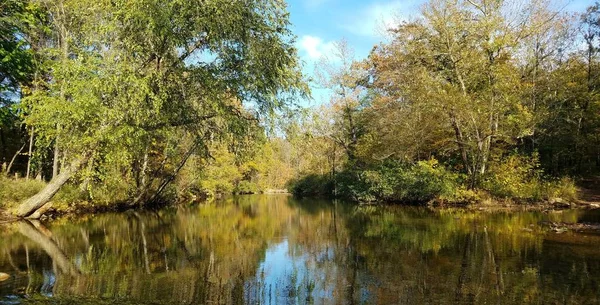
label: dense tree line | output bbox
[291,0,600,204]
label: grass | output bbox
[0,177,92,214]
[0,176,47,211]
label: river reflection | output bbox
[1,195,599,304]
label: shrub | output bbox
[439,186,481,204]
[540,177,578,202]
[336,167,392,202]
[482,153,542,200]
[336,159,463,204]
[0,177,47,210]
[53,184,87,208]
[235,180,261,194]
[289,174,334,198]
[400,159,461,202]
[482,153,578,202]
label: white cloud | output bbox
[340,1,421,38]
[297,35,336,60]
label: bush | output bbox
[336,167,392,202]
[482,153,578,202]
[235,180,261,194]
[336,159,463,204]
[540,177,578,202]
[0,177,47,210]
[482,153,542,200]
[53,184,87,209]
[289,174,334,198]
[289,155,577,205]
[400,159,461,202]
[439,187,481,204]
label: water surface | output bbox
[1,195,599,304]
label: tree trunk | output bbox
[60,149,68,173]
[146,141,199,205]
[28,202,53,219]
[450,112,472,175]
[52,138,60,179]
[0,127,7,164]
[26,127,34,180]
[140,147,148,189]
[79,153,95,193]
[16,155,87,217]
[6,143,26,175]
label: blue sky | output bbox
[286,0,594,105]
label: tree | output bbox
[528,2,600,174]
[315,40,369,162]
[0,0,47,175]
[15,0,306,217]
[367,0,552,187]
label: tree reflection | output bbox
[0,196,598,304]
[16,221,79,276]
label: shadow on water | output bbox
[0,195,599,304]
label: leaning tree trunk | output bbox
[134,140,200,207]
[5,143,26,175]
[16,155,87,217]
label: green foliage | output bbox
[0,177,46,209]
[543,177,579,202]
[52,184,88,210]
[291,159,469,204]
[0,176,141,213]
[235,181,261,195]
[289,174,334,198]
[439,187,481,205]
[336,159,462,203]
[284,0,599,205]
[2,0,599,211]
[197,147,243,197]
[399,160,462,203]
[482,153,578,202]
[336,167,393,202]
[2,0,308,212]
[0,0,44,95]
[0,0,48,171]
[482,153,543,199]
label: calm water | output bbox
[1,195,600,304]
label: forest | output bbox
[1,0,600,218]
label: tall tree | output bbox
[531,2,600,174]
[367,0,552,187]
[16,0,306,217]
[0,0,46,174]
[315,40,368,162]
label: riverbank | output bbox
[0,193,292,224]
[0,176,291,221]
[460,199,600,213]
[1,174,598,223]
[1,192,599,225]
[289,160,584,207]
